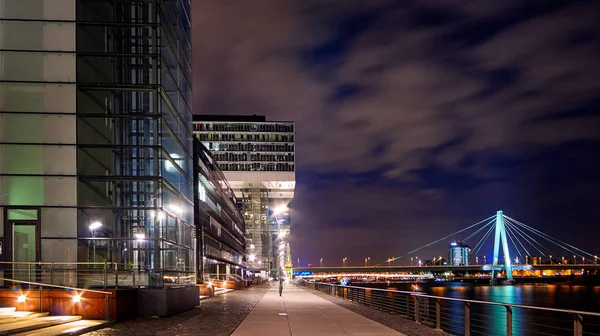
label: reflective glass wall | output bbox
[76,0,193,286]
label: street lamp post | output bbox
[410,257,413,266]
[483,255,487,265]
[343,257,347,267]
[320,258,323,268]
[89,222,102,262]
[549,255,553,265]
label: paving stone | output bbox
[83,284,269,336]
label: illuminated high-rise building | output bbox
[0,0,194,289]
[448,241,471,266]
[193,115,295,276]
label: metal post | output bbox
[50,263,54,285]
[105,294,109,321]
[464,302,471,336]
[414,296,420,323]
[436,299,441,330]
[39,287,43,312]
[103,262,108,289]
[115,263,119,289]
[573,313,583,336]
[132,269,136,288]
[506,306,512,336]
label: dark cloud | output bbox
[193,0,600,265]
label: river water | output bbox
[357,282,600,335]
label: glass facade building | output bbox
[193,115,295,275]
[194,139,245,282]
[449,241,471,266]
[0,0,194,287]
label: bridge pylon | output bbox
[491,210,514,285]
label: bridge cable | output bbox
[462,219,495,243]
[470,222,496,261]
[504,222,529,260]
[377,215,496,266]
[506,218,584,258]
[504,219,548,257]
[504,216,588,258]
[504,218,551,256]
[504,215,593,259]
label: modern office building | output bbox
[193,115,295,277]
[194,139,246,282]
[0,0,194,288]
[448,241,471,266]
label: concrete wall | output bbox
[138,286,199,317]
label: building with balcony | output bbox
[0,0,194,289]
[193,115,295,276]
[194,139,246,282]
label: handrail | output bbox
[0,262,116,265]
[0,277,112,295]
[320,282,600,317]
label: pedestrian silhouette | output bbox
[279,277,284,296]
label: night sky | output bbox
[192,1,600,267]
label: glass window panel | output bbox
[41,207,76,237]
[0,114,75,144]
[13,224,36,262]
[0,22,75,51]
[0,83,75,113]
[0,51,75,82]
[7,209,38,220]
[0,176,44,205]
[0,0,75,20]
[0,145,75,175]
[41,238,76,263]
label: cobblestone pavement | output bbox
[84,284,270,336]
[304,286,449,336]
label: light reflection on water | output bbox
[369,283,600,335]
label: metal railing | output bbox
[0,277,113,321]
[0,262,195,289]
[301,281,600,336]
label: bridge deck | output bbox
[232,282,406,336]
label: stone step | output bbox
[0,312,49,324]
[13,319,109,336]
[0,316,82,335]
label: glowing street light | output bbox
[134,233,145,241]
[89,222,102,231]
[249,254,256,262]
[89,222,102,262]
[273,205,288,216]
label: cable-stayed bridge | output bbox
[295,211,599,284]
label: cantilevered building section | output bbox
[193,115,295,275]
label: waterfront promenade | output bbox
[233,282,404,336]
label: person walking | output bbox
[279,276,284,296]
